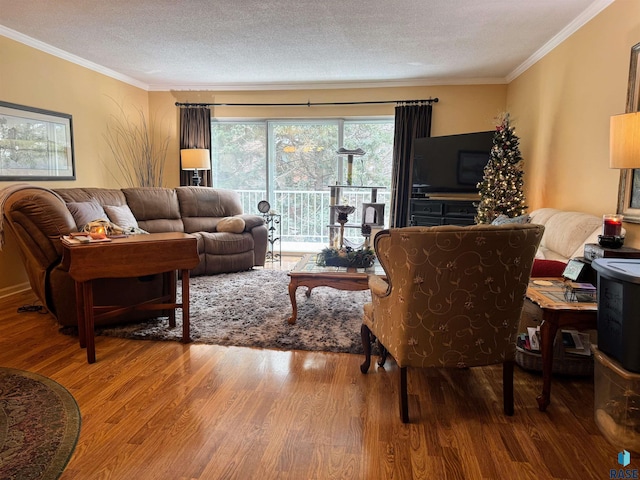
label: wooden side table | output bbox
[525,278,597,411]
[61,232,200,363]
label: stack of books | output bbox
[517,327,541,352]
[517,326,592,357]
[561,329,592,357]
[563,281,596,302]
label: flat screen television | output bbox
[411,131,494,195]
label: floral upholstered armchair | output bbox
[361,224,544,422]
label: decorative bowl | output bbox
[316,247,375,268]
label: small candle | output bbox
[89,226,106,239]
[602,214,623,237]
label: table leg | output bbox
[288,279,298,325]
[75,281,86,349]
[181,269,191,343]
[82,281,96,364]
[167,270,176,328]
[536,313,559,412]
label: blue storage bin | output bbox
[592,258,640,373]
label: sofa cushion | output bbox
[529,208,602,261]
[103,204,139,229]
[176,187,246,233]
[194,231,253,253]
[531,259,567,277]
[216,217,245,233]
[123,188,184,233]
[491,214,531,225]
[66,199,109,230]
[176,186,243,217]
[55,188,128,206]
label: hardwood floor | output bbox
[0,257,621,479]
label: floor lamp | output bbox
[181,148,211,186]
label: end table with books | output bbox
[522,278,597,412]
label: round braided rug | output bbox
[0,368,81,480]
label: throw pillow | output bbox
[66,199,109,230]
[103,204,139,229]
[531,259,567,277]
[491,214,531,225]
[217,217,245,233]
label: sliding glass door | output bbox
[212,118,393,249]
[271,121,338,244]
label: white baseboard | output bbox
[0,282,32,300]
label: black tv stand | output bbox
[409,195,478,226]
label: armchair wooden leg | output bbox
[378,345,388,367]
[399,366,409,423]
[503,360,514,416]
[360,324,372,373]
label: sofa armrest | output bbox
[239,214,266,231]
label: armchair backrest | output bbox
[370,224,544,369]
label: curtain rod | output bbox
[175,98,438,108]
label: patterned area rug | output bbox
[95,269,371,354]
[0,368,81,480]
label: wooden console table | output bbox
[525,278,597,411]
[61,232,200,363]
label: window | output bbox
[212,118,393,249]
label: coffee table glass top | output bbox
[292,253,385,276]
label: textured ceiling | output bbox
[0,0,612,91]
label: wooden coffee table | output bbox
[61,232,200,363]
[287,253,384,324]
[525,278,597,411]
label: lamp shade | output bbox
[610,112,640,169]
[180,149,210,170]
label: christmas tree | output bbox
[475,113,527,224]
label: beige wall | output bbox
[507,0,640,246]
[0,35,148,294]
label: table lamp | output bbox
[602,112,640,248]
[610,112,640,169]
[181,148,210,186]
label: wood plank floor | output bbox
[0,258,623,479]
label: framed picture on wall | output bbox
[0,101,75,181]
[617,42,640,222]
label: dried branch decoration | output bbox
[103,99,170,187]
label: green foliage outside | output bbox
[212,120,394,243]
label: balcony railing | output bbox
[237,189,390,248]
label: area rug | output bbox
[0,368,81,480]
[95,269,371,354]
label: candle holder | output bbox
[88,225,107,240]
[598,214,624,248]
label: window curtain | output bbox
[179,107,212,186]
[390,103,433,227]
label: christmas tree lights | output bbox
[475,113,528,224]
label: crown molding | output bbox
[4,0,613,95]
[0,25,149,90]
[506,0,614,82]
[156,77,507,92]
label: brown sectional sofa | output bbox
[2,185,268,327]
